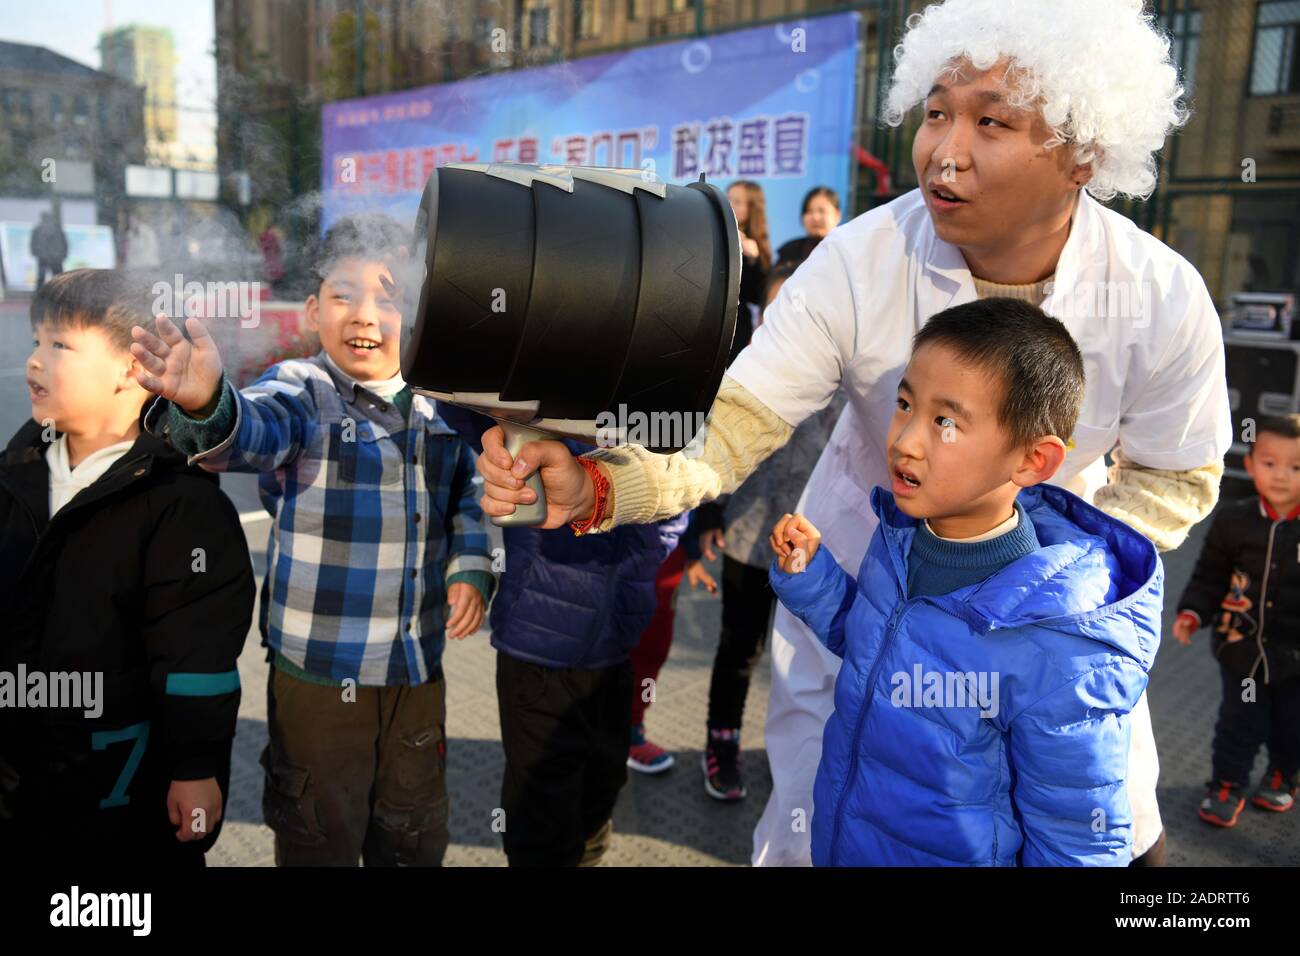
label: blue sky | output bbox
[2,0,216,151]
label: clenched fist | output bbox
[770,512,821,574]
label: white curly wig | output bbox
[883,0,1189,201]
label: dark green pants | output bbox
[261,664,449,866]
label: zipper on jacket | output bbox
[1252,517,1279,685]
[828,595,909,865]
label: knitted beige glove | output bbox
[1093,445,1224,552]
[582,375,795,530]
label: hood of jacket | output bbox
[870,482,1162,670]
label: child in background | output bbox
[438,404,685,866]
[769,299,1163,865]
[0,269,254,865]
[625,544,688,774]
[1173,413,1300,825]
[131,214,494,866]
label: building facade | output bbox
[0,39,146,229]
[212,0,1300,307]
[99,25,183,167]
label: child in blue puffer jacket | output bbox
[769,299,1164,866]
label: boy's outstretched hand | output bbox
[445,581,485,639]
[168,777,222,842]
[770,512,821,574]
[130,314,225,416]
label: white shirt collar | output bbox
[47,434,137,517]
[321,350,407,399]
[924,506,1020,543]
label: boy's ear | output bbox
[119,352,145,393]
[1012,435,1068,489]
[304,292,320,332]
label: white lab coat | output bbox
[728,188,1233,866]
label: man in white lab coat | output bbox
[475,0,1232,866]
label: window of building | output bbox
[668,0,695,13]
[73,94,90,125]
[527,4,551,48]
[1230,193,1300,294]
[50,92,65,123]
[1251,0,1300,95]
[574,0,601,38]
[1166,7,1201,94]
[628,0,644,20]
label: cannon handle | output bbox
[493,421,550,528]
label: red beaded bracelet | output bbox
[570,458,610,536]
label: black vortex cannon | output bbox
[402,162,741,527]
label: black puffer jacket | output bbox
[0,419,255,856]
[1177,496,1300,683]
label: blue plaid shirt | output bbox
[145,352,494,687]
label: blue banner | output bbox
[321,13,861,252]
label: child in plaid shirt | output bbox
[132,214,495,866]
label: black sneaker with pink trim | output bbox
[703,728,746,802]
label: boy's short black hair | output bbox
[30,268,151,353]
[1252,413,1300,445]
[912,297,1086,449]
[764,259,799,302]
[313,213,411,290]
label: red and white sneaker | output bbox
[1251,769,1297,812]
[628,723,674,774]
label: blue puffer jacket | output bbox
[770,484,1163,867]
[438,405,685,669]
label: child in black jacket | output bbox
[0,270,254,865]
[1174,413,1300,827]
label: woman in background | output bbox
[725,181,772,364]
[774,186,841,269]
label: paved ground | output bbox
[2,298,1295,866]
[211,474,774,867]
[210,468,1298,868]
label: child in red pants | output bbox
[627,521,727,775]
